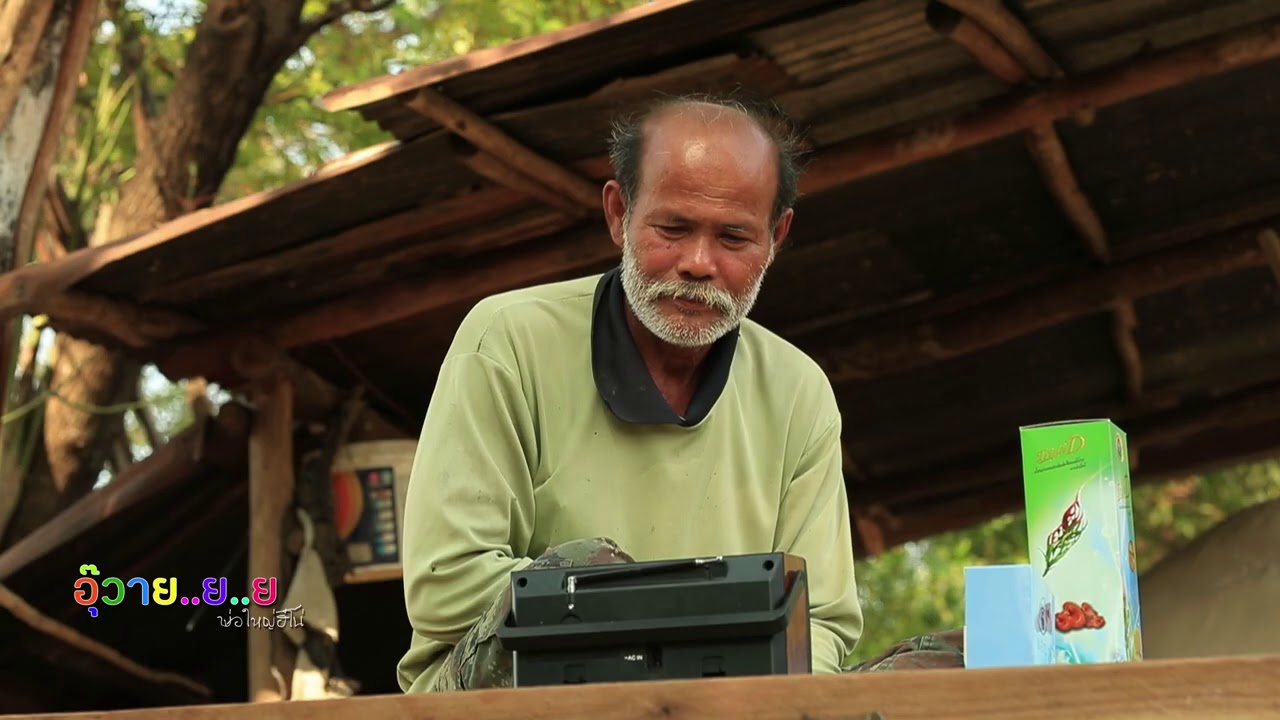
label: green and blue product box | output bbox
[1019,419,1143,663]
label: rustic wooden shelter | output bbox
[2,0,1280,713]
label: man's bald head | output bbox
[607,94,804,228]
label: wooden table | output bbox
[9,654,1279,719]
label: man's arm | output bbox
[774,398,864,674]
[399,308,539,674]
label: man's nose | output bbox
[675,236,715,280]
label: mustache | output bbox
[638,277,736,314]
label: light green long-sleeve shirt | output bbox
[397,270,863,692]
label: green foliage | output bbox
[848,461,1280,664]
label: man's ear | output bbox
[770,207,795,252]
[603,180,628,250]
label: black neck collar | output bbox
[590,267,739,426]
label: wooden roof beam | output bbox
[138,184,536,305]
[882,416,1280,549]
[0,402,250,582]
[1024,124,1110,265]
[789,182,1280,359]
[818,221,1271,383]
[404,86,601,213]
[864,378,1280,509]
[851,508,887,558]
[1111,298,1144,403]
[39,289,206,349]
[1260,227,1280,284]
[153,209,1278,383]
[3,15,1277,342]
[881,483,1025,550]
[317,0,831,116]
[452,137,592,219]
[150,214,596,373]
[800,17,1280,193]
[11,12,1278,381]
[0,139,411,323]
[930,0,1142,400]
[840,441,868,483]
[262,211,581,349]
[929,5,1109,260]
[162,334,409,434]
[31,293,408,432]
[318,0,701,113]
[937,0,1063,80]
[842,442,886,558]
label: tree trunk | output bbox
[3,0,342,548]
[0,0,87,542]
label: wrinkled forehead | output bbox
[636,104,779,197]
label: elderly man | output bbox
[396,94,864,693]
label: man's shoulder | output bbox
[738,318,839,417]
[448,274,600,356]
[739,318,830,385]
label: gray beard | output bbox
[619,223,772,348]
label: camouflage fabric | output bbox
[847,628,965,672]
[431,536,963,690]
[430,537,635,692]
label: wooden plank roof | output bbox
[317,0,848,137]
[4,0,1280,548]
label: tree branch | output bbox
[133,405,159,450]
[0,584,212,699]
[294,0,395,48]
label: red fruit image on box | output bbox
[1055,601,1106,633]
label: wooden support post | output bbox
[931,2,1109,264]
[404,86,601,211]
[926,5,1029,84]
[933,0,1146,404]
[840,441,868,483]
[1024,124,1110,264]
[937,0,1062,79]
[934,0,1095,126]
[1260,228,1280,284]
[248,376,295,702]
[851,508,887,558]
[1112,298,1143,401]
